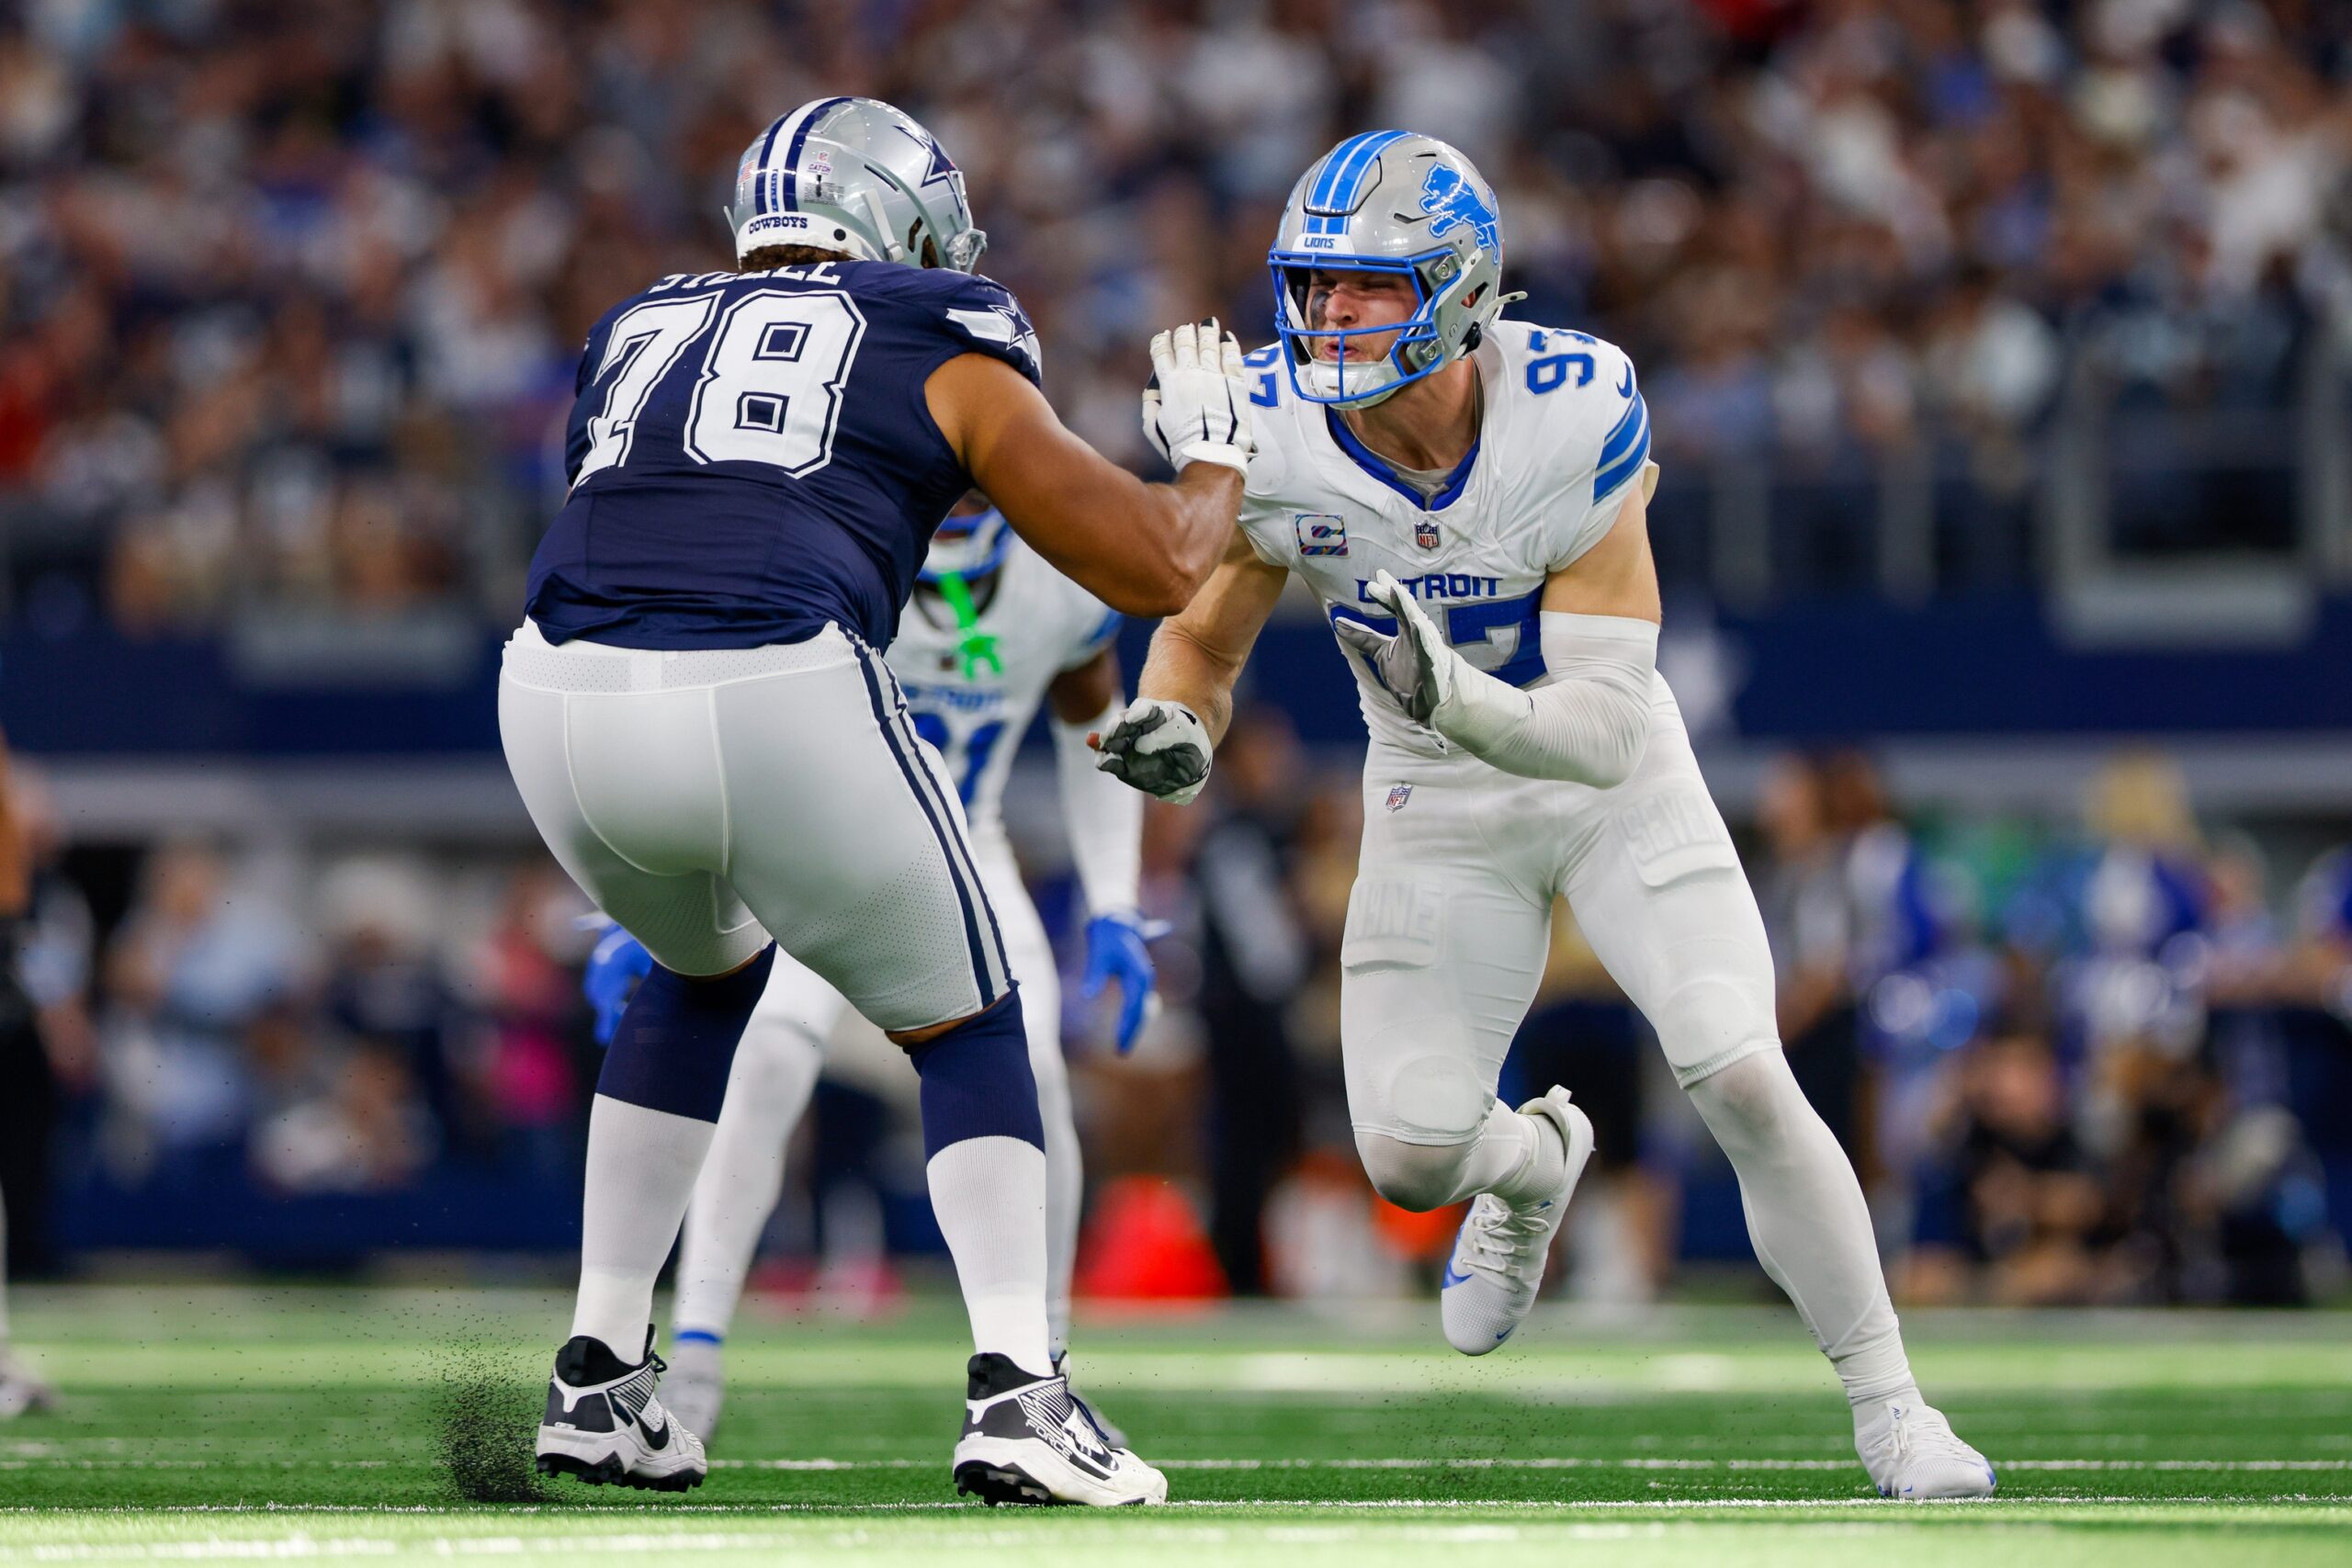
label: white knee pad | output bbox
[1354,1128,1481,1213]
[1683,1046,1808,1161]
[1651,933,1781,1088]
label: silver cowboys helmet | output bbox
[1270,131,1510,406]
[728,96,986,272]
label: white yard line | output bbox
[3,1455,2349,1473]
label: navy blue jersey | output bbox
[526,259,1041,649]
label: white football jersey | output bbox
[887,538,1119,849]
[1237,321,1654,757]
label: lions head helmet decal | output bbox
[1269,132,1513,407]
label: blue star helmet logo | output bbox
[898,123,959,189]
[1418,164,1499,253]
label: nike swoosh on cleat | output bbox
[1440,1261,1473,1289]
[637,1413,671,1450]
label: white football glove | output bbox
[1091,696,1213,805]
[1140,320,1253,476]
[1331,570,1457,725]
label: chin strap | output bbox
[933,571,1001,677]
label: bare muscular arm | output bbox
[927,355,1236,618]
[1134,527,1289,746]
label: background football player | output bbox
[582,501,1159,1443]
[1097,130,1996,1500]
[503,96,1250,1505]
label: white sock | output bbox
[1478,1100,1566,1206]
[926,1135,1052,1376]
[1684,1050,1916,1406]
[673,1017,824,1338]
[571,1095,718,1358]
[1029,1027,1081,1363]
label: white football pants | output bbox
[1340,689,1779,1146]
[498,619,1011,1030]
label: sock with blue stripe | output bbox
[910,991,1052,1377]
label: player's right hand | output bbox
[1091,696,1213,805]
[1140,320,1254,477]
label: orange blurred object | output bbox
[1073,1176,1229,1301]
[1372,1194,1467,1261]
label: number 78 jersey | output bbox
[1236,321,1654,759]
[526,259,1042,655]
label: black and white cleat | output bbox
[952,1353,1165,1506]
[533,1332,707,1494]
[1050,1352,1128,1450]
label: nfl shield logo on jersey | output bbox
[1385,783,1413,812]
[1414,519,1441,550]
[1295,513,1348,557]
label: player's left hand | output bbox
[581,920,654,1044]
[1080,908,1171,1054]
[1335,570,1455,725]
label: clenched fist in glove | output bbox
[1091,696,1214,805]
[1141,320,1254,477]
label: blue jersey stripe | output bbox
[1599,390,1647,469]
[1595,405,1652,502]
[779,96,852,212]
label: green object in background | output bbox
[934,570,1001,678]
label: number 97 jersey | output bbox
[525,260,1042,655]
[1235,321,1656,760]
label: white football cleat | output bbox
[534,1333,707,1493]
[953,1353,1166,1506]
[662,1334,725,1445]
[1440,1087,1595,1355]
[0,1349,57,1419]
[1857,1394,1997,1499]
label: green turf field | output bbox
[3,1285,2348,1564]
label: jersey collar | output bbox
[1315,355,1488,513]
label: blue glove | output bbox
[1080,909,1170,1055]
[582,924,654,1045]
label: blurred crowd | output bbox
[7,738,2349,1307]
[2,0,2347,636]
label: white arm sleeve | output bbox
[1053,700,1147,914]
[1428,612,1658,788]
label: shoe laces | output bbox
[1886,1403,1973,1468]
[1461,1191,1553,1277]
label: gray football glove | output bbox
[1091,697,1213,806]
[1331,570,1455,725]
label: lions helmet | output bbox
[919,504,1012,584]
[1270,131,1510,406]
[729,97,986,273]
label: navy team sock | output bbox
[598,945,776,1122]
[909,992,1053,1372]
[906,989,1046,1156]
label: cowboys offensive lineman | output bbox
[585,505,1159,1443]
[1095,131,1996,1499]
[505,96,1250,1506]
